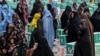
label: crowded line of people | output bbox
[0,0,100,56]
[0,0,55,56]
[61,1,100,56]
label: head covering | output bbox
[60,6,72,29]
[51,1,58,16]
[43,9,52,17]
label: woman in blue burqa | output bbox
[42,9,55,49]
[0,0,14,33]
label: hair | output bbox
[47,4,56,18]
[47,4,52,10]
[70,11,78,18]
[64,6,72,17]
[65,6,72,12]
[16,3,22,10]
[30,1,43,16]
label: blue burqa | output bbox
[0,4,14,32]
[42,9,55,49]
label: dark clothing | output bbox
[29,19,43,48]
[53,19,57,38]
[74,41,92,56]
[74,27,93,56]
[61,11,70,29]
[91,8,100,32]
[64,14,80,42]
[29,1,42,23]
[29,19,54,56]
[15,9,25,26]
[60,6,72,29]
[30,29,54,56]
[67,19,79,42]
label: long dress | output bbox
[29,19,54,56]
[60,6,72,29]
[42,9,55,49]
[91,8,100,32]
[74,19,93,56]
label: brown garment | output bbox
[81,13,95,56]
[0,13,27,56]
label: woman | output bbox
[15,3,25,26]
[47,4,57,38]
[60,6,72,29]
[29,0,42,23]
[29,28,54,56]
[28,6,54,56]
[42,9,55,49]
[29,4,43,48]
[77,2,87,16]
[74,12,94,56]
[29,2,43,30]
[64,11,80,42]
[90,2,100,32]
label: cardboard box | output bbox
[94,32,100,43]
[59,35,67,45]
[66,42,76,55]
[95,43,100,56]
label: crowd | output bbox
[0,0,100,56]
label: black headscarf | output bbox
[60,6,72,29]
[30,1,42,16]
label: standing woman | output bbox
[60,6,72,29]
[74,12,94,56]
[29,0,42,23]
[15,3,25,27]
[42,8,55,49]
[64,11,80,42]
[47,4,57,38]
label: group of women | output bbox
[60,1,100,56]
[0,0,56,56]
[0,0,100,56]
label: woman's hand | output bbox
[31,43,38,51]
[65,30,68,34]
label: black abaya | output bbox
[74,22,93,56]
